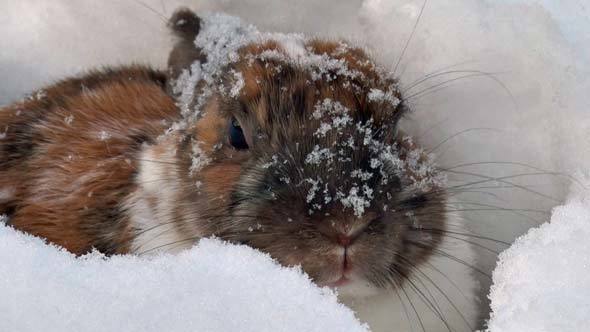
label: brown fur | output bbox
[162,9,446,289]
[0,66,179,254]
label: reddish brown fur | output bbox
[228,39,402,134]
[0,67,180,254]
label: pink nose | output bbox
[337,234,352,246]
[318,228,356,247]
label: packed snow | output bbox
[0,217,368,332]
[486,180,590,332]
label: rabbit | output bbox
[0,7,479,331]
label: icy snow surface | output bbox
[0,218,368,332]
[486,181,590,332]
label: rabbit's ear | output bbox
[166,8,206,96]
[168,7,200,40]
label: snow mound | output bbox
[0,219,368,332]
[486,181,590,332]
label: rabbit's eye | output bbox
[229,118,249,150]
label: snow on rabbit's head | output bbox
[166,8,446,296]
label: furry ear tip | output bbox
[168,7,201,40]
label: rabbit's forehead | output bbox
[227,40,404,130]
[185,38,405,152]
[232,39,397,100]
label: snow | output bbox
[338,185,374,217]
[305,145,335,165]
[0,218,368,332]
[311,99,354,137]
[97,130,111,141]
[367,88,400,108]
[485,180,590,332]
[173,12,258,121]
[189,140,212,175]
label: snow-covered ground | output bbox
[486,179,590,332]
[1,0,589,331]
[0,217,368,332]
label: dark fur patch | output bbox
[168,7,201,40]
[166,8,206,96]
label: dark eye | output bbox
[229,118,249,150]
[403,195,428,207]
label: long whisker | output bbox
[419,258,475,306]
[403,70,518,110]
[443,161,586,188]
[413,228,511,246]
[444,170,562,203]
[435,171,564,203]
[393,0,429,77]
[393,281,417,332]
[415,117,449,140]
[409,241,491,279]
[138,236,200,255]
[396,253,472,331]
[435,232,501,254]
[413,268,472,331]
[130,0,168,24]
[446,189,506,202]
[400,281,427,332]
[391,262,453,331]
[403,60,478,89]
[428,128,501,153]
[403,73,494,101]
[443,200,548,222]
[406,277,452,332]
[403,69,506,94]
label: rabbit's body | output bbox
[0,67,183,254]
[0,9,479,331]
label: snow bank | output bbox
[0,218,368,332]
[486,181,590,332]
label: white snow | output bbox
[97,130,111,141]
[312,99,354,137]
[0,218,368,332]
[174,12,258,120]
[189,140,211,175]
[305,145,335,165]
[486,180,590,332]
[338,185,373,217]
[367,88,400,108]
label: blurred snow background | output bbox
[0,0,589,330]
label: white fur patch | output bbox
[126,145,196,255]
[0,187,15,201]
